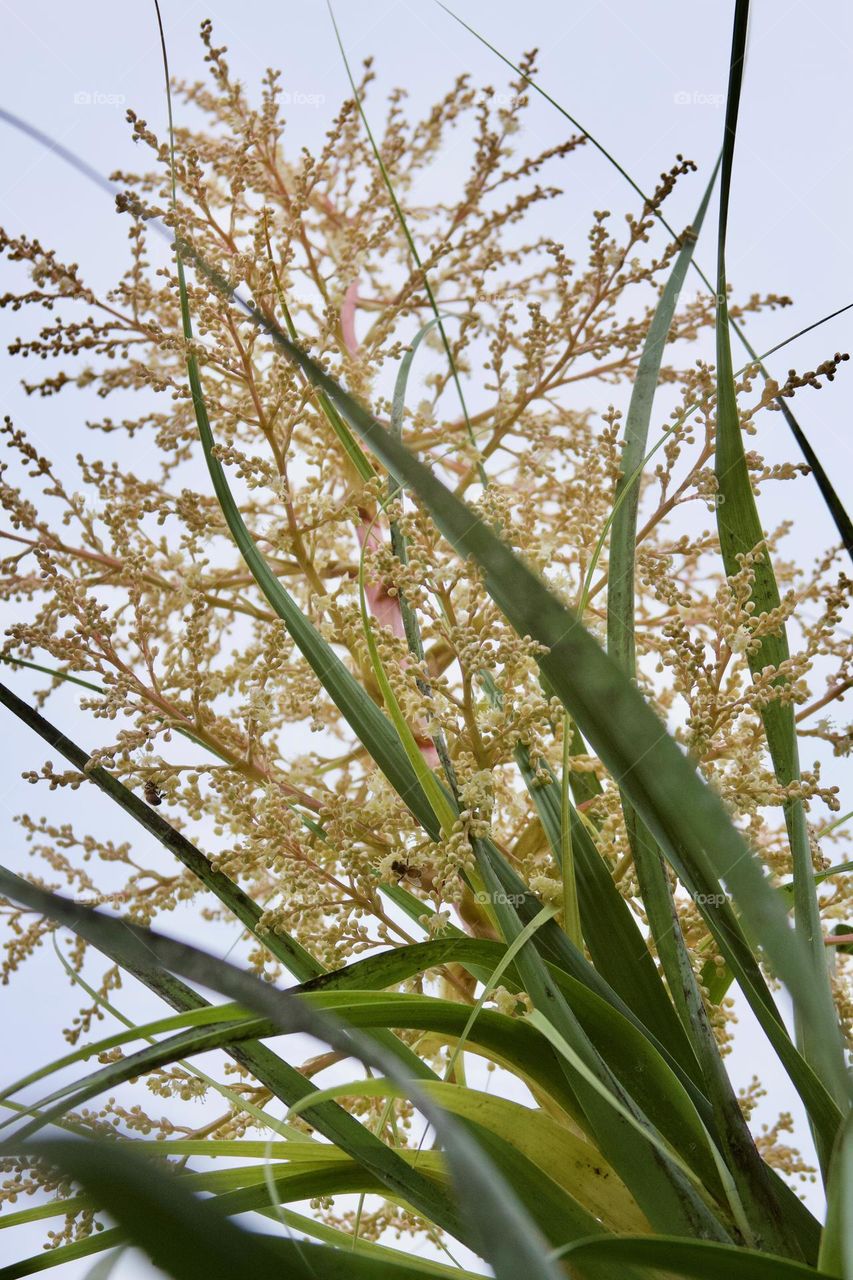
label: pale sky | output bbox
[0,1,851,1274]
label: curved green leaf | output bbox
[0,681,320,980]
[1,1136,281,1280]
[290,1075,646,1233]
[606,160,719,675]
[467,848,733,1240]
[600,28,811,1255]
[818,1109,853,1277]
[711,0,846,1146]
[512,741,701,1081]
[0,867,569,1280]
[0,1135,483,1280]
[558,1234,836,1279]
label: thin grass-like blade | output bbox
[0,1138,287,1280]
[607,161,719,676]
[432,4,853,560]
[0,1003,250,1108]
[1,1195,482,1280]
[327,3,486,486]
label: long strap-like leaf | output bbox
[0,1136,487,1280]
[604,87,805,1254]
[0,867,566,1280]
[557,1234,835,1280]
[711,0,846,1150]
[0,680,319,979]
[607,161,718,675]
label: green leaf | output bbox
[304,1075,648,1234]
[711,0,846,1140]
[391,318,446,439]
[469,849,732,1240]
[0,1153,445,1236]
[0,680,320,980]
[292,1077,648,1250]
[0,1001,231,1102]
[79,1247,126,1280]
[512,741,701,1081]
[0,1136,489,1280]
[557,1235,836,1279]
[253,1204,482,1280]
[0,1228,125,1279]
[0,867,568,1280]
[559,715,583,947]
[442,904,557,1082]
[600,69,803,1253]
[1,1136,284,1280]
[606,160,719,673]
[818,1109,853,1277]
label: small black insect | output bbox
[390,859,421,885]
[143,779,163,807]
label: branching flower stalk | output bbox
[0,13,850,1277]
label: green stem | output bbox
[560,717,582,949]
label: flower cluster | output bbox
[1,23,850,1240]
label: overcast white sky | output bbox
[0,1,851,1275]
